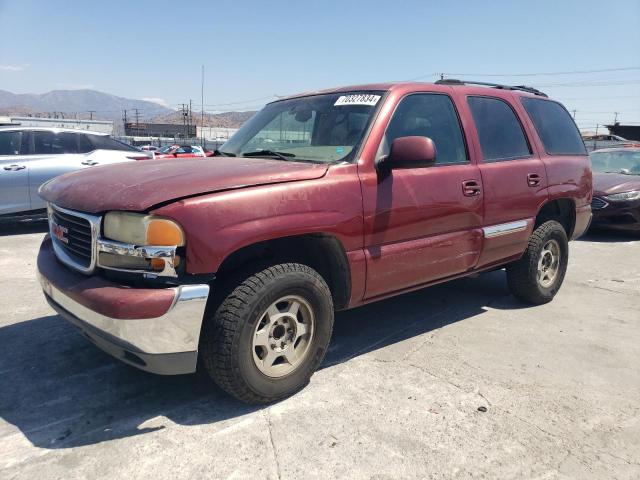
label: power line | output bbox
[536,79,640,87]
[173,94,277,108]
[407,66,640,81]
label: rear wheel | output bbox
[506,220,569,304]
[200,263,334,404]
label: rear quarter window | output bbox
[521,98,587,155]
[89,135,139,152]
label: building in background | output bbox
[124,122,196,138]
[1,116,113,134]
[607,123,640,141]
[197,126,238,142]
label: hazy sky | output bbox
[1,0,639,130]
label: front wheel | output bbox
[506,220,569,305]
[200,263,334,404]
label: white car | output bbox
[0,127,151,218]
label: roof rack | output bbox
[435,78,548,97]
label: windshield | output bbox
[219,91,383,163]
[590,150,640,175]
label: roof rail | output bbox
[435,78,548,97]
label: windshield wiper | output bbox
[213,149,236,157]
[242,149,296,161]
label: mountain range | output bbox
[0,89,257,128]
[0,89,173,121]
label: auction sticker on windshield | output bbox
[334,94,381,106]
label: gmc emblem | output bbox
[51,221,69,244]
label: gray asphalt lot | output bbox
[0,222,639,479]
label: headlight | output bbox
[604,190,640,202]
[103,212,185,246]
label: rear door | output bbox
[0,130,31,215]
[27,131,85,210]
[361,92,484,299]
[464,95,548,267]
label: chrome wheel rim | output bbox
[537,239,561,288]
[252,295,315,378]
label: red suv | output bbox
[37,80,592,404]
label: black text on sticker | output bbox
[334,94,381,106]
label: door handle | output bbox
[527,173,541,187]
[3,164,26,171]
[81,160,99,166]
[462,180,481,196]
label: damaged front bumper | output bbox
[38,237,210,375]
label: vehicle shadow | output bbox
[0,270,523,450]
[0,220,48,237]
[578,229,640,243]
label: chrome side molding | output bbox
[483,220,528,238]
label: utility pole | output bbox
[181,104,188,139]
[133,108,141,136]
[189,100,193,138]
[613,112,619,124]
[88,110,96,120]
[571,109,576,119]
[201,65,205,147]
[123,110,128,136]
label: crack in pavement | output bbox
[369,356,493,407]
[263,410,282,480]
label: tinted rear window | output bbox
[89,135,138,152]
[522,98,586,155]
[467,96,531,162]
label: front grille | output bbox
[591,197,608,210]
[49,206,96,270]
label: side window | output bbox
[521,98,587,155]
[378,93,467,165]
[0,131,24,155]
[468,96,531,162]
[32,131,79,155]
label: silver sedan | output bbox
[0,127,150,218]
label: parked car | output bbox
[139,145,160,152]
[37,80,592,404]
[0,127,151,218]
[589,147,640,232]
[582,134,630,151]
[153,144,214,159]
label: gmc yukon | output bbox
[37,80,592,404]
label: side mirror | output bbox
[381,136,437,169]
[173,152,178,156]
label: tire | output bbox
[506,220,569,305]
[200,263,334,404]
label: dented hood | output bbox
[39,156,329,213]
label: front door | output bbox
[360,93,484,299]
[0,130,31,215]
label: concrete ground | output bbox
[0,222,639,480]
